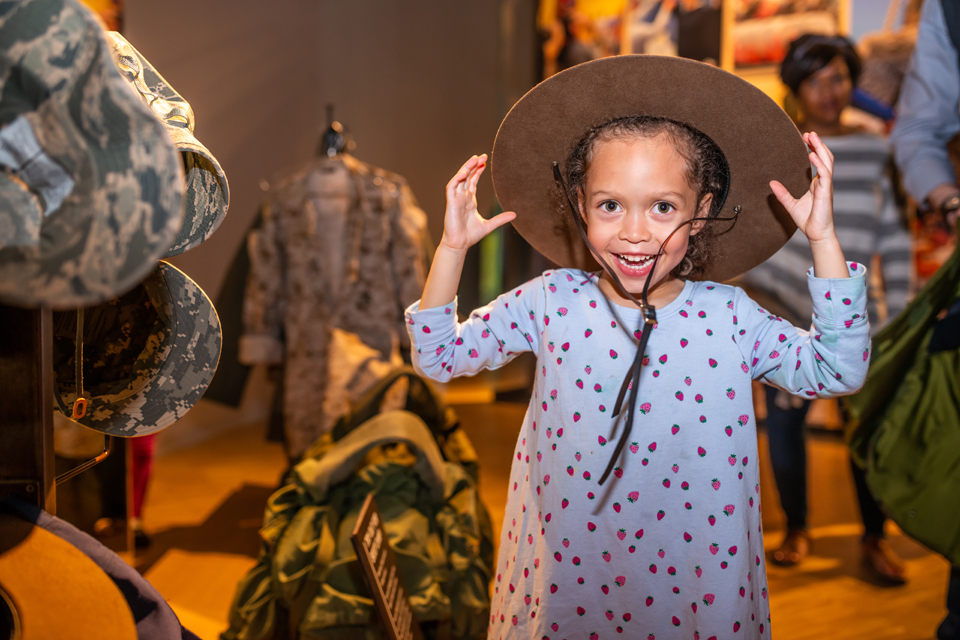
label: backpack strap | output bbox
[942,0,960,70]
[294,410,447,503]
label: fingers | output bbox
[446,158,472,193]
[771,179,813,230]
[769,180,798,211]
[459,153,485,175]
[447,154,483,190]
[446,154,488,197]
[471,211,517,244]
[468,154,487,194]
[807,150,828,183]
[485,210,517,233]
[803,132,834,177]
[808,132,834,163]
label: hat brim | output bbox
[105,32,230,257]
[167,131,230,257]
[491,55,811,283]
[56,261,222,437]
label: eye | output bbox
[602,200,619,213]
[655,202,674,214]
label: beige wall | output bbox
[124,1,535,443]
[125,0,535,301]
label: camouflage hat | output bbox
[106,32,229,257]
[52,261,221,437]
[0,0,184,309]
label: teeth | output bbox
[616,254,653,267]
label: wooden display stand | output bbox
[0,304,133,552]
[0,304,56,513]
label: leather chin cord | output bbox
[551,163,740,485]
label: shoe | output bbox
[861,535,907,586]
[771,529,810,566]
[92,517,117,538]
[133,527,152,550]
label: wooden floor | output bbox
[136,387,950,640]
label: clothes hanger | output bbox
[318,104,349,158]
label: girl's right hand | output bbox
[441,154,516,253]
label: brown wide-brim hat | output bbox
[492,55,811,283]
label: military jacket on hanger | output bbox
[240,154,431,458]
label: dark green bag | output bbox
[222,370,494,640]
[845,246,960,564]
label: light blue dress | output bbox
[406,265,869,640]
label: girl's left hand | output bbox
[769,132,836,244]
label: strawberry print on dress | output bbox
[407,264,869,640]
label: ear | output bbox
[689,193,713,236]
[577,190,589,226]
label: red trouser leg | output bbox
[130,434,157,519]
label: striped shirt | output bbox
[740,133,913,335]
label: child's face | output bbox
[796,55,852,127]
[581,134,705,295]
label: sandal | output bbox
[861,535,907,586]
[771,529,810,566]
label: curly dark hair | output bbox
[564,115,729,279]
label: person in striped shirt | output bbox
[739,34,914,584]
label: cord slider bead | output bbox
[643,306,657,326]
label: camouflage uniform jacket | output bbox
[240,154,430,457]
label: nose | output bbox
[619,209,651,244]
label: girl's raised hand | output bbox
[770,132,849,279]
[441,154,516,253]
[769,132,837,244]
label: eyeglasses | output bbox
[552,162,740,485]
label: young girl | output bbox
[406,56,870,639]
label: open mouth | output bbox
[614,253,655,270]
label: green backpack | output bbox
[222,369,494,640]
[845,246,960,564]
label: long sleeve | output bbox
[405,278,545,382]
[735,262,870,398]
[891,0,960,203]
[875,170,914,323]
[239,201,285,365]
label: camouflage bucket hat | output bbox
[52,261,222,437]
[0,0,184,309]
[106,32,229,257]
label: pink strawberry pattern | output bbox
[405,264,869,639]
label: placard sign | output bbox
[350,493,424,640]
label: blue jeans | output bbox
[764,385,886,537]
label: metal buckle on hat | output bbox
[146,96,193,130]
[71,397,87,420]
[162,106,191,128]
